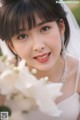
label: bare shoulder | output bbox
[67,55,78,76]
[67,55,80,94]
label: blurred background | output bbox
[64,0,80,26]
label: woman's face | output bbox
[8,15,65,71]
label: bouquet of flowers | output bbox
[0,50,63,120]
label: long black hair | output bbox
[0,0,70,47]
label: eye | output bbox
[41,26,51,32]
[17,34,28,40]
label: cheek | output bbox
[12,42,31,59]
[46,30,61,51]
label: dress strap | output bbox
[74,60,80,93]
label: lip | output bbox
[34,52,50,58]
[33,52,51,63]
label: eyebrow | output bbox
[17,28,26,32]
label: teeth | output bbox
[36,54,48,60]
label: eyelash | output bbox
[17,34,28,40]
[41,26,51,32]
[16,25,51,40]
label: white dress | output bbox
[22,61,80,120]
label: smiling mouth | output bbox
[33,52,51,63]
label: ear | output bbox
[58,19,65,36]
[6,41,17,55]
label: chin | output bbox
[35,63,55,72]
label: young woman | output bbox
[0,0,80,120]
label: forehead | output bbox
[20,14,48,30]
[34,14,43,24]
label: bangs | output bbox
[0,0,60,40]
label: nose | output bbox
[32,37,45,52]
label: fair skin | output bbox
[8,16,64,77]
[8,15,80,97]
[0,16,80,115]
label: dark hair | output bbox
[0,0,70,47]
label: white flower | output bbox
[0,58,8,73]
[0,69,18,94]
[31,68,37,74]
[0,58,63,118]
[25,81,63,116]
[15,68,63,116]
[9,111,25,120]
[36,83,63,116]
[15,66,38,93]
[0,59,26,95]
[5,93,35,111]
[46,83,63,100]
